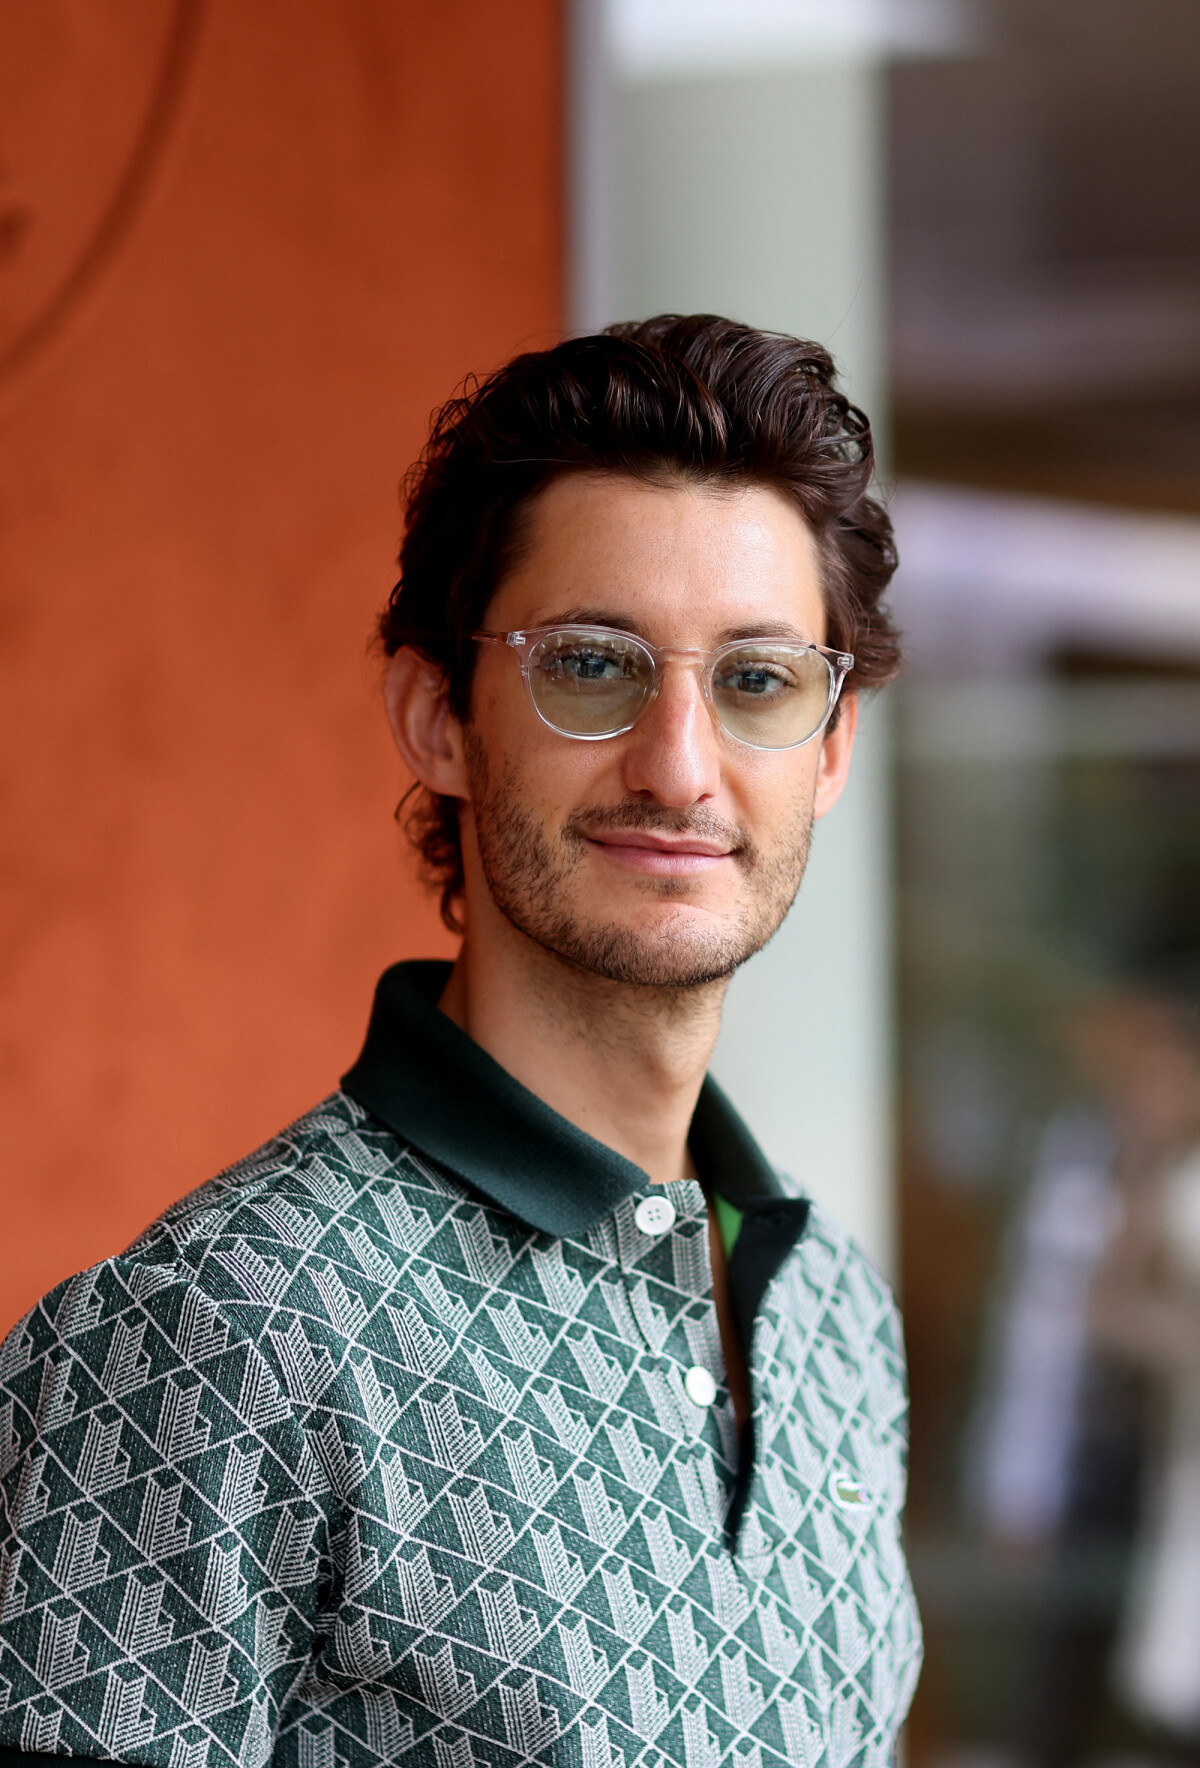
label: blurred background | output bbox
[2,2,1199,1762]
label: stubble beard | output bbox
[463,734,813,991]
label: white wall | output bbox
[570,5,896,1273]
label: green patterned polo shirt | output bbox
[0,962,921,1768]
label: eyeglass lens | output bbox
[526,631,835,749]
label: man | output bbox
[0,315,920,1768]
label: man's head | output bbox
[381,314,901,988]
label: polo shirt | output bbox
[0,961,921,1768]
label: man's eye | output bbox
[720,664,790,697]
[549,647,625,681]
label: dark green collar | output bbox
[340,960,790,1237]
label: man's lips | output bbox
[583,828,736,874]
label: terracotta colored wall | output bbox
[0,0,563,1333]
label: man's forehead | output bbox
[523,468,809,540]
[496,470,825,635]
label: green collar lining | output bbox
[340,960,795,1238]
[712,1193,744,1256]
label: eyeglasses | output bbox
[472,624,854,750]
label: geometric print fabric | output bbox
[0,1091,921,1767]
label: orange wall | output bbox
[0,0,563,1333]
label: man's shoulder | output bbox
[0,1092,467,1398]
[126,1090,465,1271]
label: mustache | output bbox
[564,800,752,854]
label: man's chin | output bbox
[524,907,768,991]
[464,753,806,991]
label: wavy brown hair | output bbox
[378,314,901,931]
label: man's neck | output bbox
[437,922,727,1188]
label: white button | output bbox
[831,1473,867,1507]
[634,1195,676,1236]
[685,1365,717,1408]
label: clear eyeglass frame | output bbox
[472,623,855,751]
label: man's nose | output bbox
[617,658,722,805]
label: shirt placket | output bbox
[613,1183,743,1544]
[736,1272,792,1575]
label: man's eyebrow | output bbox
[532,606,640,631]
[533,607,820,645]
[716,621,817,645]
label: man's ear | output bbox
[384,648,469,799]
[812,689,859,821]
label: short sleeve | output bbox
[0,1260,329,1767]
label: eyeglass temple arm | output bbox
[471,630,525,648]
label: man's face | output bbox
[457,472,856,989]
